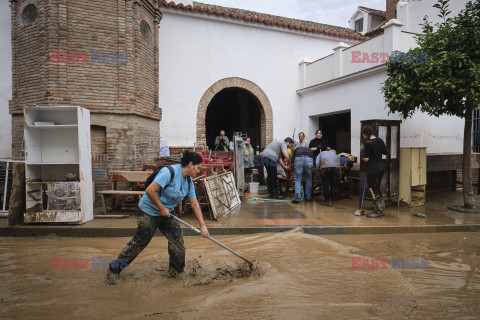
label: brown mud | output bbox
[0,230,479,319]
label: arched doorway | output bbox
[196,77,273,149]
[206,88,261,150]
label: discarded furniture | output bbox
[399,147,427,207]
[202,172,241,220]
[24,106,93,224]
[97,190,145,215]
[0,159,20,218]
[278,165,348,200]
[101,170,151,213]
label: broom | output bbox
[355,178,367,216]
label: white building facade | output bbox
[0,0,472,162]
[298,0,469,158]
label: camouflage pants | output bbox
[109,209,185,273]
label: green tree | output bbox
[382,0,480,209]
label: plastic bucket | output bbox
[249,182,259,194]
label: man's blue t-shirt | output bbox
[138,164,196,216]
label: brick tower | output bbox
[9,0,163,175]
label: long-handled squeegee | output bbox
[171,215,254,267]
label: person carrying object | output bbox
[105,151,209,284]
[316,149,340,207]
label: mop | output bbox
[355,178,367,216]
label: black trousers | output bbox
[320,167,341,202]
[264,159,279,196]
[109,209,185,273]
[367,162,385,199]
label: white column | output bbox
[298,59,311,89]
[382,19,404,54]
[333,42,350,78]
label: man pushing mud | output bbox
[105,151,209,284]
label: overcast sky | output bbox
[200,0,386,28]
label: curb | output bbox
[1,224,480,237]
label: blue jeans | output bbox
[294,157,313,201]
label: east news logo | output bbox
[351,257,428,269]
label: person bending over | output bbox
[260,138,293,199]
[316,149,340,207]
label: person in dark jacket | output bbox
[309,129,330,158]
[362,126,388,218]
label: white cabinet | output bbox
[399,147,427,207]
[24,106,93,224]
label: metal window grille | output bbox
[473,108,480,153]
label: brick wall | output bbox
[10,0,163,207]
[11,115,24,158]
[386,0,400,21]
[195,77,273,149]
[9,0,162,118]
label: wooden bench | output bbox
[97,190,145,215]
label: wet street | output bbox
[1,231,479,319]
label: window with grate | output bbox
[22,4,38,27]
[355,18,363,32]
[473,108,480,153]
[140,20,152,40]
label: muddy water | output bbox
[0,231,479,319]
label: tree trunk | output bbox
[463,105,475,209]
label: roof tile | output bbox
[160,0,368,41]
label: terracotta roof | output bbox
[364,21,386,38]
[358,6,386,18]
[160,1,368,41]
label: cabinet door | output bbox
[411,148,427,186]
[419,148,427,185]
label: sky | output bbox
[198,0,386,28]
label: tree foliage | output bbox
[382,0,480,119]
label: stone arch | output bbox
[196,77,273,148]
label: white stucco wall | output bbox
[399,0,469,33]
[158,10,358,147]
[0,0,12,158]
[299,0,470,158]
[299,71,464,157]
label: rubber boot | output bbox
[366,211,382,218]
[367,199,383,218]
[105,269,120,285]
[375,197,385,216]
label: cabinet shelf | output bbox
[26,180,80,184]
[24,106,93,224]
[26,162,79,165]
[26,124,78,129]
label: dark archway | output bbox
[206,88,261,150]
